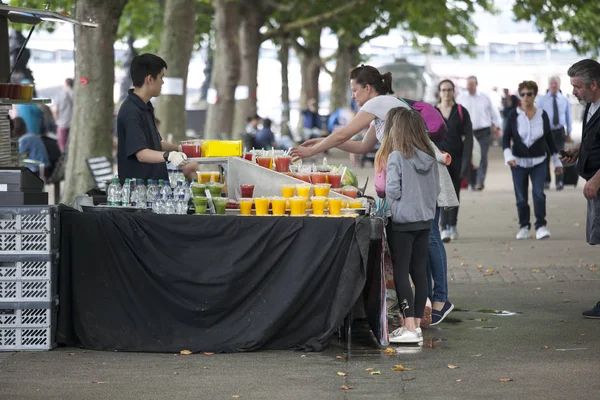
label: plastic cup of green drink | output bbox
[191,183,207,197]
[212,197,227,215]
[193,196,208,214]
[207,182,224,198]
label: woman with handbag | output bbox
[436,80,474,242]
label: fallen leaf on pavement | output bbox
[337,372,347,377]
[68,353,75,356]
[476,265,483,269]
[447,364,459,369]
[370,371,382,375]
[573,223,580,227]
[232,396,240,399]
[500,378,514,382]
[535,287,541,290]
[590,267,598,271]
[179,350,192,355]
[365,368,374,371]
[531,269,540,273]
[335,355,345,360]
[580,333,586,336]
[341,386,352,390]
[456,379,463,382]
[471,354,482,357]
[481,317,488,322]
[460,262,468,266]
[93,381,106,384]
[392,365,405,371]
[383,348,396,355]
[203,352,214,356]
[543,345,550,349]
[564,299,570,303]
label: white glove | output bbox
[177,144,183,152]
[167,151,188,167]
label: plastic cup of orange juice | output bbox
[239,198,253,215]
[289,197,306,216]
[254,197,270,216]
[199,172,213,183]
[281,184,295,198]
[295,184,312,198]
[328,198,342,215]
[271,197,287,215]
[210,171,220,182]
[313,183,331,197]
[310,196,327,215]
[348,199,363,209]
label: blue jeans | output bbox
[511,162,547,230]
[427,207,448,303]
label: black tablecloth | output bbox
[57,210,370,353]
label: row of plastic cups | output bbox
[0,83,34,100]
[191,182,223,198]
[193,196,228,214]
[238,196,363,216]
[281,183,358,198]
[197,171,220,183]
[290,172,342,187]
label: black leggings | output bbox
[440,157,462,228]
[387,228,430,318]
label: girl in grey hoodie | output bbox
[375,107,441,344]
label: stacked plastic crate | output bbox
[0,206,59,351]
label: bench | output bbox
[86,156,113,191]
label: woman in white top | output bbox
[503,80,563,240]
[290,65,410,159]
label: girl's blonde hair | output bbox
[375,107,435,172]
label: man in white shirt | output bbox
[457,76,503,191]
[537,76,573,190]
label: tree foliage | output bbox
[513,0,600,56]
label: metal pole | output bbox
[8,24,36,81]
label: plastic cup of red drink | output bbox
[240,184,255,198]
[326,173,342,188]
[310,172,327,184]
[274,156,292,173]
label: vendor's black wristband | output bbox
[163,151,170,162]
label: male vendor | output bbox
[117,53,198,182]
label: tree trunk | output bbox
[204,0,241,139]
[279,37,291,138]
[232,0,264,137]
[329,43,359,112]
[155,0,196,143]
[62,0,128,203]
[296,30,321,134]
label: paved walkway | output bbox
[1,146,598,399]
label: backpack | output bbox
[399,98,447,143]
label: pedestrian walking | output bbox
[457,76,502,191]
[536,76,573,190]
[436,79,474,243]
[560,59,600,318]
[503,80,562,240]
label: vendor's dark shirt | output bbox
[117,90,168,183]
[578,103,600,180]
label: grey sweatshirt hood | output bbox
[408,148,436,174]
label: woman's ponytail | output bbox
[381,72,394,95]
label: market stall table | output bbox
[56,208,371,353]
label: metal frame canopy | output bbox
[0,2,98,83]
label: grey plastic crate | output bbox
[0,253,58,281]
[0,326,55,351]
[0,206,58,233]
[0,300,57,351]
[0,232,57,253]
[0,280,56,302]
[0,207,59,254]
[0,307,54,328]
